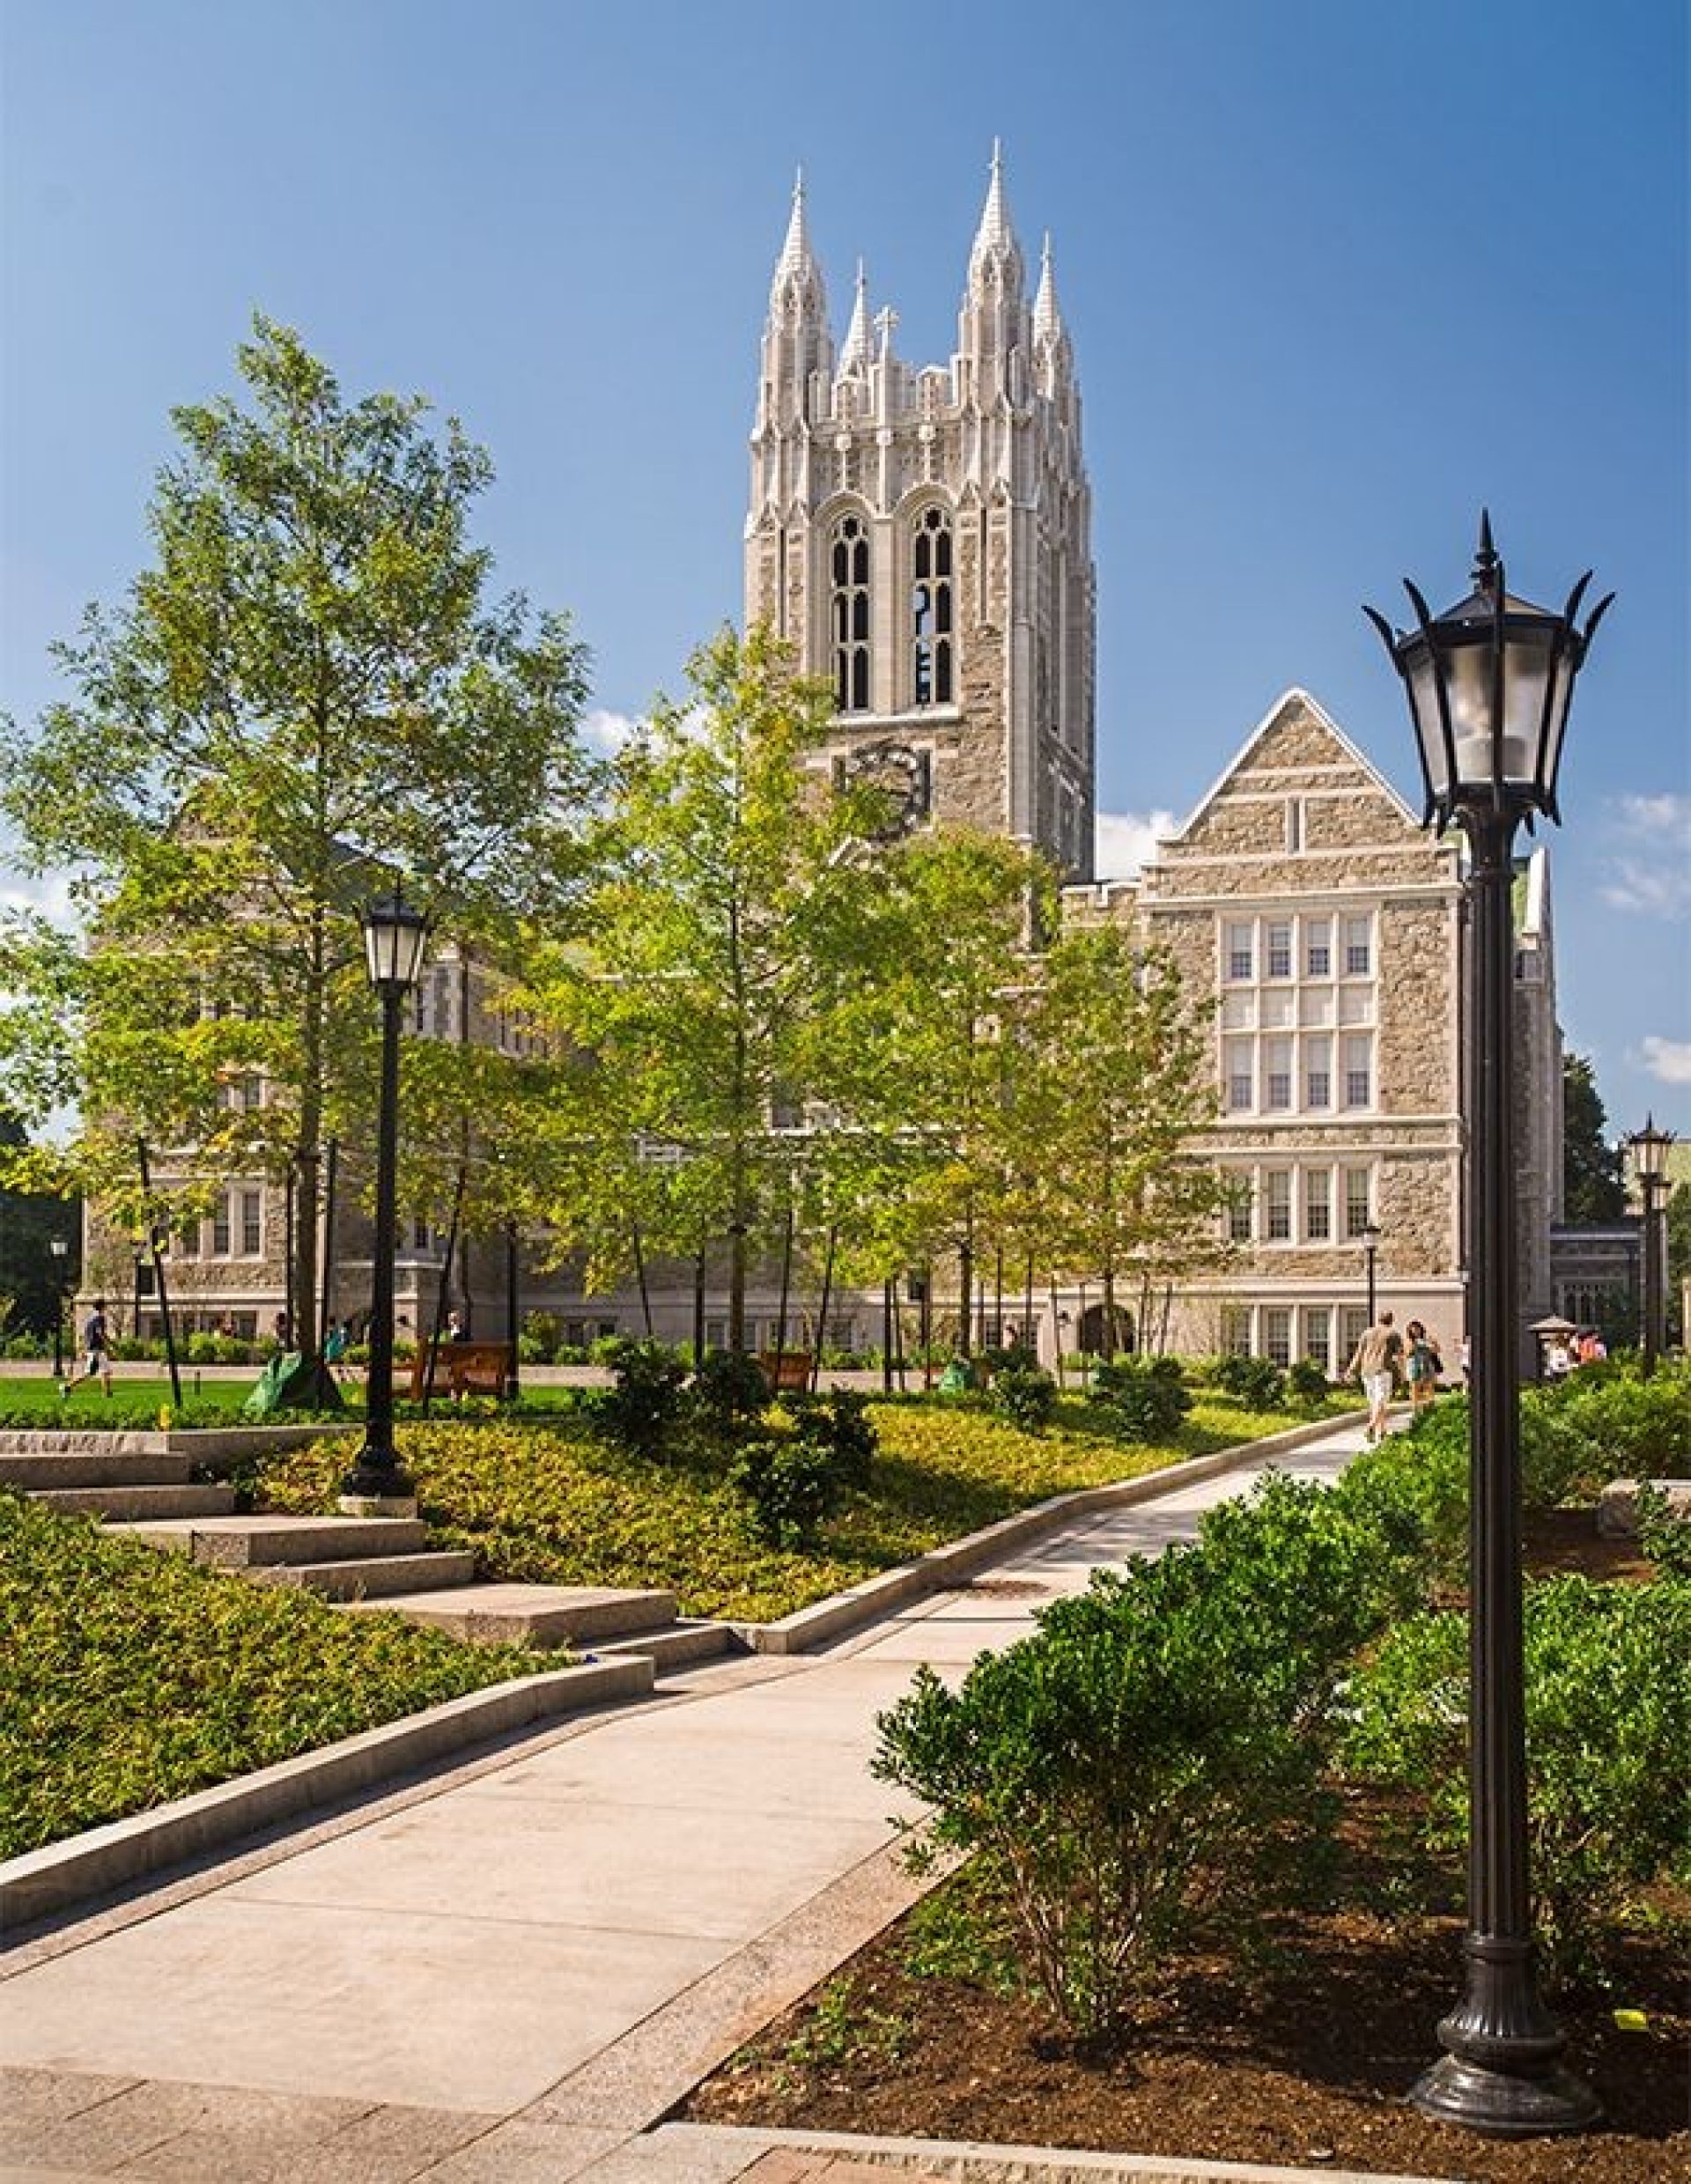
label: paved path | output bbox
[0,1420,1383,2183]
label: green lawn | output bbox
[0,1373,265,1427]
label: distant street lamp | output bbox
[1367,513,1611,2138]
[1360,1219,1382,1325]
[340,889,431,1505]
[48,1234,69,1380]
[1629,1117,1673,1376]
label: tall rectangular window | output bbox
[1226,1039,1253,1112]
[1265,1037,1293,1110]
[1265,1169,1292,1241]
[1345,915,1372,977]
[1303,1310,1332,1371]
[1227,1179,1253,1243]
[240,1189,262,1256]
[1305,1033,1332,1110]
[1305,1167,1332,1240]
[1345,1169,1373,1239]
[211,1195,232,1257]
[1263,1307,1292,1366]
[1340,1305,1370,1361]
[1343,1032,1372,1109]
[1305,919,1332,977]
[1221,1305,1252,1357]
[1266,921,1292,978]
[1226,921,1253,982]
[177,1223,201,1259]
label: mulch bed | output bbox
[681,1513,1688,2180]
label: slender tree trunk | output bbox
[810,1224,837,1393]
[631,1222,654,1335]
[958,1229,974,1359]
[1049,1276,1066,1390]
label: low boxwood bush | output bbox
[594,1337,688,1454]
[1087,1354,1192,1441]
[787,1388,877,1490]
[992,1363,1059,1433]
[1340,1573,1691,1988]
[1211,1353,1288,1410]
[732,1436,843,1546]
[875,1472,1414,2036]
[1286,1356,1332,1409]
[690,1347,772,1433]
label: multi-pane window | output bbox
[1305,1034,1332,1110]
[1226,922,1254,982]
[1303,1310,1333,1371]
[177,1223,201,1258]
[1344,1168,1373,1239]
[1227,1179,1252,1243]
[1340,1305,1370,1361]
[1305,919,1332,978]
[211,1196,232,1256]
[1343,1033,1372,1110]
[1266,922,1292,978]
[1221,1305,1251,1357]
[831,512,871,712]
[1305,1168,1332,1240]
[1263,1307,1293,1366]
[1265,1037,1293,1110]
[240,1189,262,1257]
[1225,1039,1253,1112]
[911,507,953,705]
[1345,915,1372,976]
[1265,1170,1292,1241]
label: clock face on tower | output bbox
[842,739,932,842]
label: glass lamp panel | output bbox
[1499,624,1554,785]
[1540,646,1577,808]
[1403,646,1450,806]
[363,901,430,992]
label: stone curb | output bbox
[737,1411,1360,1656]
[0,1655,653,1933]
[628,2121,1458,2182]
[0,1425,346,1459]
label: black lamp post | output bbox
[340,889,431,1505]
[1367,513,1611,2137]
[1361,1219,1382,1325]
[48,1234,69,1379]
[1629,1117,1673,1376]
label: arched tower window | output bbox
[911,505,954,706]
[831,512,871,712]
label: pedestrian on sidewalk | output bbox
[1346,1310,1402,1443]
[64,1299,114,1396]
[1404,1319,1442,1413]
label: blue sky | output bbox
[3,0,1687,1135]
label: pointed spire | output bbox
[839,258,872,375]
[1033,231,1062,342]
[772,167,818,300]
[968,138,1023,282]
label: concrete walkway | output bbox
[1,1420,1412,2183]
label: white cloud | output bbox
[0,868,78,929]
[1640,1036,1691,1087]
[1599,793,1691,917]
[582,707,640,755]
[1094,808,1178,880]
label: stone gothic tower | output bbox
[745,151,1097,877]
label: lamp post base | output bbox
[337,1453,417,1512]
[1411,2052,1600,2139]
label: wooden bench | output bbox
[758,1349,815,1393]
[406,1340,514,1400]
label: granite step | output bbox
[33,1483,239,1521]
[244,1549,479,1601]
[107,1512,433,1567]
[592,1619,739,1671]
[1,1448,199,1490]
[351,1581,679,1649]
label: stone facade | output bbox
[745,156,1095,878]
[1060,690,1564,1376]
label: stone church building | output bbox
[105,151,1566,1374]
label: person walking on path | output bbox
[1346,1309,1403,1443]
[1404,1319,1442,1413]
[63,1299,114,1396]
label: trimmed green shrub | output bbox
[787,1388,877,1490]
[1286,1356,1332,1409]
[1634,1482,1691,1576]
[874,1472,1416,2037]
[1212,1352,1287,1410]
[594,1337,688,1454]
[732,1436,842,1546]
[1087,1354,1192,1441]
[690,1347,772,1433]
[1341,1573,1691,1988]
[992,1364,1059,1433]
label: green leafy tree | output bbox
[530,625,884,1351]
[1562,1052,1625,1222]
[0,319,594,1360]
